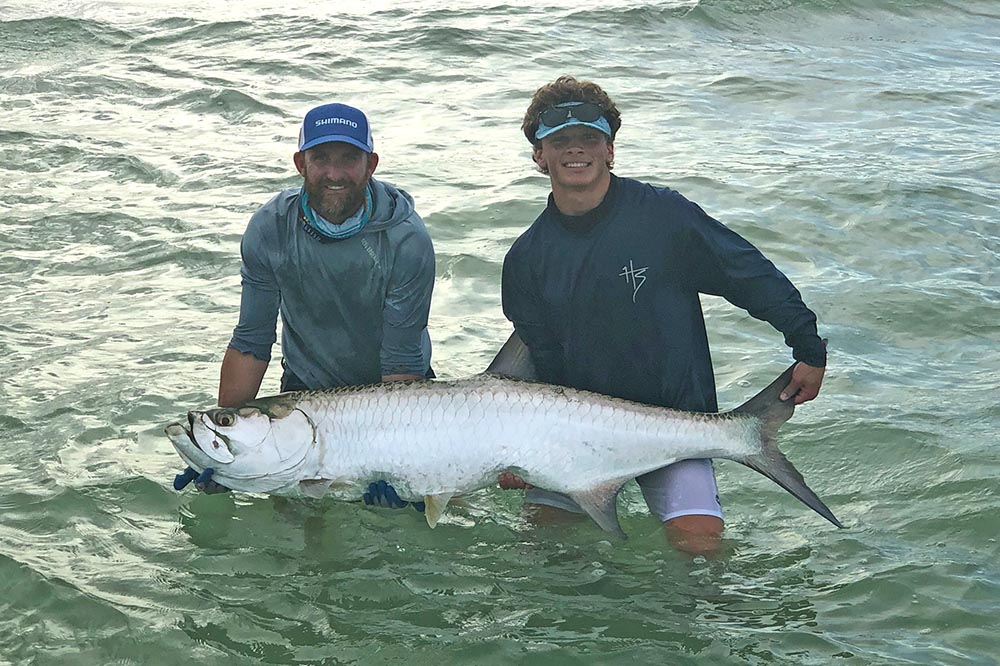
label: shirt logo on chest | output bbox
[619,259,648,303]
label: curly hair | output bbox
[521,75,622,146]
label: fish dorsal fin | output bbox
[485,330,538,381]
[566,478,631,540]
[424,492,455,528]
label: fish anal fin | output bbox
[424,492,455,528]
[567,479,630,540]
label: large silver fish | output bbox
[165,334,842,536]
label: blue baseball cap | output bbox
[298,103,374,153]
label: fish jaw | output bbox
[163,412,236,464]
[165,422,217,470]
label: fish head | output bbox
[165,394,315,490]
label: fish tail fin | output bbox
[732,363,843,529]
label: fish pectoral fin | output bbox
[566,479,630,540]
[297,479,342,498]
[423,493,455,528]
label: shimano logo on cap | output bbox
[315,117,359,129]
[299,103,372,152]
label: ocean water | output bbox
[1,0,998,663]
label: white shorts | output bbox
[524,458,724,524]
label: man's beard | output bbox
[304,179,367,224]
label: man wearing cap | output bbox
[499,76,827,554]
[175,103,434,508]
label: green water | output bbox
[1,0,997,663]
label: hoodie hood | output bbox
[363,177,416,233]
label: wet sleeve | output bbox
[380,221,435,376]
[228,218,279,362]
[501,244,566,384]
[678,199,827,367]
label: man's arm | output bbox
[677,198,827,401]
[218,347,269,407]
[221,208,281,405]
[380,219,435,380]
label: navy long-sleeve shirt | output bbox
[502,174,825,413]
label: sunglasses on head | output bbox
[538,102,605,128]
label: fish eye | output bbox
[214,411,236,427]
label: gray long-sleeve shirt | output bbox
[229,178,434,388]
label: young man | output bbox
[176,103,434,508]
[500,76,826,554]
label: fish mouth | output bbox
[166,414,209,453]
[164,413,235,465]
[164,422,204,471]
[165,421,196,446]
[187,411,207,453]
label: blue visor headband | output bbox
[535,101,612,141]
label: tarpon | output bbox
[165,334,842,537]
